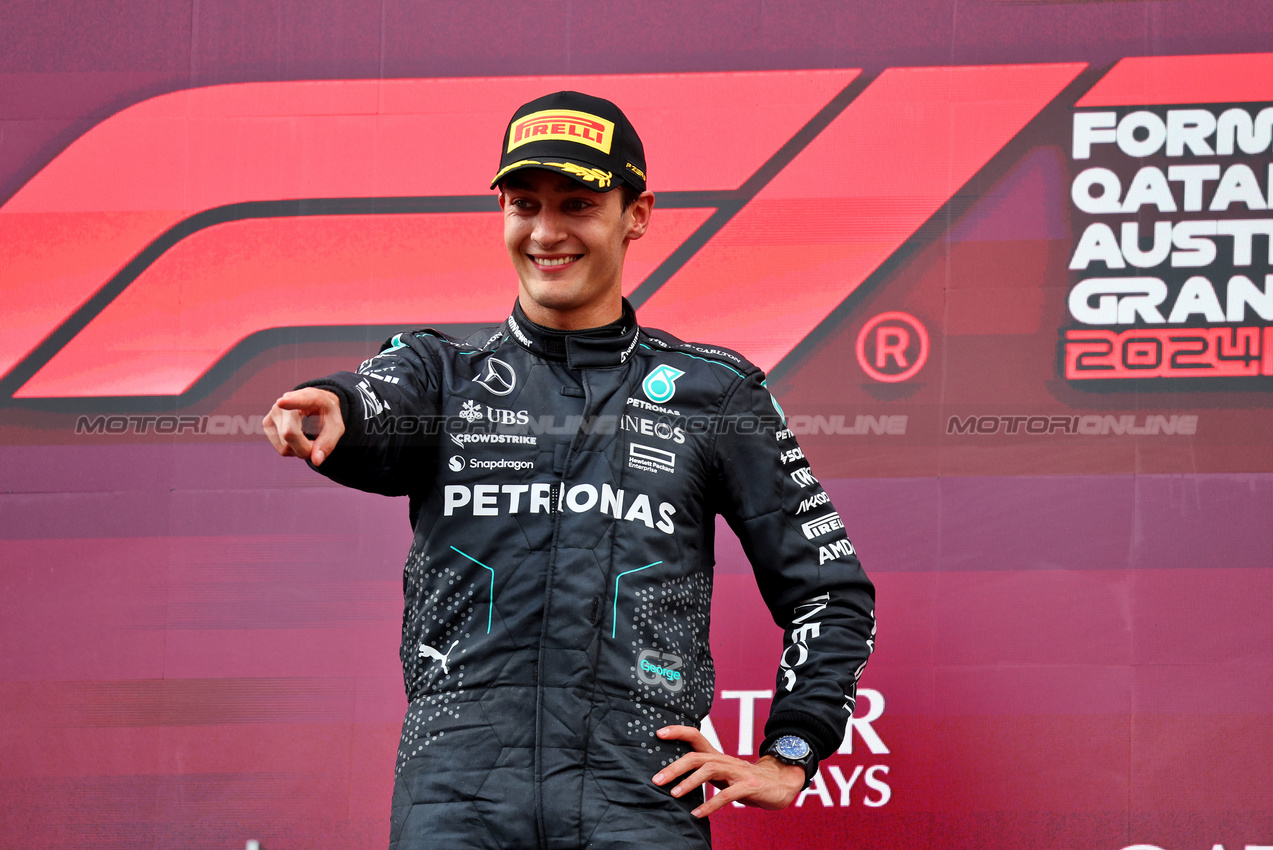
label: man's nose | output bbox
[532,208,567,247]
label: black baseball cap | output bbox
[490,91,647,193]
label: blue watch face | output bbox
[774,735,811,760]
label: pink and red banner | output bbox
[2,4,1271,848]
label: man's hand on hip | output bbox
[651,725,806,818]
[263,388,344,466]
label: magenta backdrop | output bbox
[3,3,1273,849]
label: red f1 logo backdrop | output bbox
[1,54,1267,404]
[0,65,1084,403]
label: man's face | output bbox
[499,169,652,329]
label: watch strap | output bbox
[762,735,818,789]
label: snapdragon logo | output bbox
[468,458,534,471]
[446,454,533,472]
[637,649,684,693]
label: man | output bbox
[264,91,875,849]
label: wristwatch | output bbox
[763,734,818,788]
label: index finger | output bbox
[656,725,716,753]
[275,387,339,415]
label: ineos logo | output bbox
[473,357,516,396]
[855,312,930,383]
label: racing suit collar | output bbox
[505,298,641,369]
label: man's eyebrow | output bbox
[501,174,600,196]
[555,177,589,193]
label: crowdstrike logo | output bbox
[642,365,684,404]
[449,432,539,448]
[472,357,516,396]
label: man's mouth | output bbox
[530,254,582,269]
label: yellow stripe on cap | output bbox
[492,159,543,183]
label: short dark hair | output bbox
[619,184,641,213]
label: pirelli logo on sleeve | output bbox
[507,109,614,154]
[801,511,844,540]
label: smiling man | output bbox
[264,91,876,849]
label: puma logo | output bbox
[418,640,459,674]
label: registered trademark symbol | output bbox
[855,312,930,383]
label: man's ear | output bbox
[497,190,507,211]
[625,190,655,241]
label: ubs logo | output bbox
[855,312,930,383]
[637,648,684,693]
[473,357,517,397]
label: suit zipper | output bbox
[533,371,592,850]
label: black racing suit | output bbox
[300,298,875,849]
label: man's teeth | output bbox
[534,256,578,267]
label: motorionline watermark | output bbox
[946,413,1198,436]
[74,412,798,438]
[73,412,1196,439]
[75,414,267,436]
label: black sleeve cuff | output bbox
[294,378,354,430]
[762,709,844,764]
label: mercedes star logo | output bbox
[473,357,516,396]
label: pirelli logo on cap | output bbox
[507,109,614,154]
